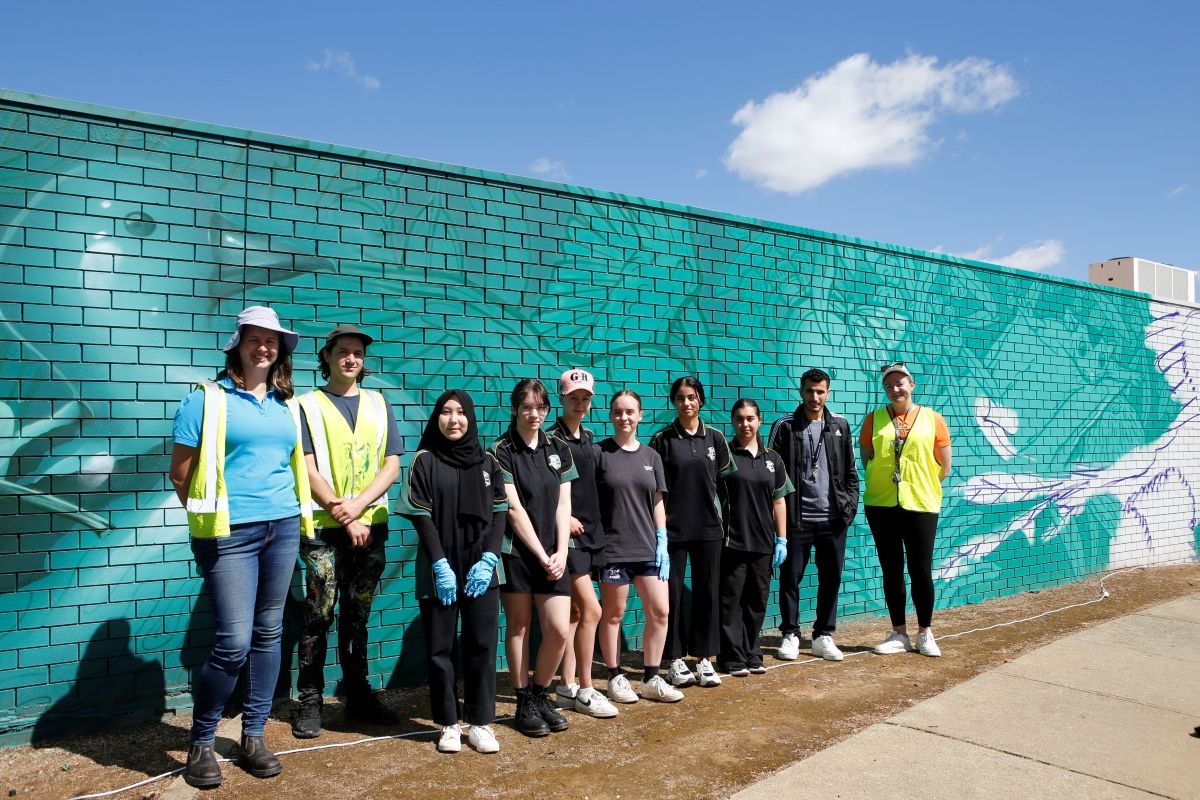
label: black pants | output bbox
[419,588,499,726]
[297,532,387,704]
[665,539,722,660]
[717,548,771,670]
[865,505,938,628]
[779,523,847,638]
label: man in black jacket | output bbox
[768,368,860,662]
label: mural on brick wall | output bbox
[0,94,1196,743]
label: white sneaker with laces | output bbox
[777,633,801,661]
[917,630,941,657]
[873,631,915,655]
[811,635,844,662]
[606,673,639,704]
[668,658,696,687]
[639,675,684,703]
[696,658,722,686]
[574,688,619,718]
[555,682,579,709]
[437,724,461,753]
[467,724,499,754]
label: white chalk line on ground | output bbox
[64,564,1165,800]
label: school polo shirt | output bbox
[649,419,736,542]
[549,417,605,552]
[490,429,579,556]
[721,446,794,554]
[596,438,667,563]
[172,377,300,525]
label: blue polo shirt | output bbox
[172,377,301,525]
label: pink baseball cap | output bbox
[559,368,595,396]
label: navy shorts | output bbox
[500,551,570,596]
[599,561,658,586]
[567,547,606,577]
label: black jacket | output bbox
[768,407,860,532]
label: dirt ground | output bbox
[5,562,1199,800]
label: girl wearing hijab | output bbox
[489,378,578,737]
[169,306,311,787]
[401,390,509,754]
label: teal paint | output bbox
[0,88,1195,745]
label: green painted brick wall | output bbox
[0,89,1196,745]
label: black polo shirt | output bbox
[549,417,605,552]
[720,445,794,554]
[596,438,667,563]
[649,419,736,543]
[490,429,579,556]
[401,450,509,598]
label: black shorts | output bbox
[599,561,658,586]
[500,551,570,596]
[567,547,606,577]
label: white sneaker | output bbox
[668,658,696,687]
[555,682,579,709]
[696,658,722,686]
[606,673,639,704]
[873,631,915,655]
[574,688,619,718]
[467,724,499,754]
[917,630,941,657]
[777,633,800,661]
[811,635,844,662]
[437,724,461,753]
[639,675,684,703]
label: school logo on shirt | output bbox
[765,460,776,474]
[548,454,562,470]
[482,471,492,487]
[707,446,716,462]
[643,464,654,471]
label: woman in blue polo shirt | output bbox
[490,378,578,737]
[168,306,309,789]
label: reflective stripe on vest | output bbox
[185,382,314,539]
[863,406,943,513]
[300,388,391,527]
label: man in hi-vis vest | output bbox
[293,324,403,738]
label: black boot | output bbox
[292,699,323,739]
[344,691,399,725]
[532,683,569,732]
[183,743,222,788]
[237,735,282,779]
[513,688,550,737]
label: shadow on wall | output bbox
[31,619,188,776]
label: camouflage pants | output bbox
[296,531,386,704]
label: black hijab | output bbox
[418,390,490,526]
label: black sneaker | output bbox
[513,688,550,737]
[531,685,569,732]
[237,735,282,779]
[344,692,399,725]
[183,743,222,788]
[292,700,323,739]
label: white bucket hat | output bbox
[222,306,299,354]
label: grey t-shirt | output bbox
[798,417,832,524]
[596,438,667,563]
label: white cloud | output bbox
[306,49,381,91]
[956,239,1066,272]
[725,52,1019,193]
[694,168,708,179]
[529,158,571,182]
[1167,184,1188,199]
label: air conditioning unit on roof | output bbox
[1089,257,1195,304]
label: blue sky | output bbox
[2,0,1196,283]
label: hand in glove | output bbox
[772,536,788,570]
[432,557,457,606]
[654,528,670,581]
[464,552,499,598]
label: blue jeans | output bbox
[190,515,300,745]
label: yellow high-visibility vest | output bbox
[299,388,391,528]
[185,382,314,539]
[864,406,943,513]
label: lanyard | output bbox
[804,421,824,480]
[887,405,920,482]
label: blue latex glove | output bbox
[464,552,499,598]
[654,528,670,581]
[432,557,457,605]
[772,537,788,570]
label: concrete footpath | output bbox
[734,593,1200,800]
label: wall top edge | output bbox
[0,86,1149,302]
